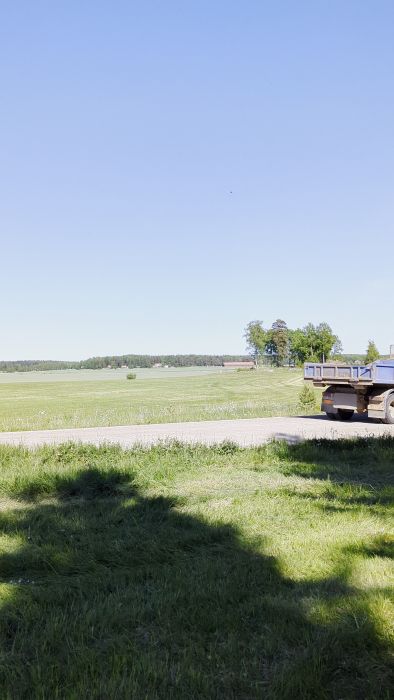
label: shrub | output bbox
[126,373,136,380]
[298,383,318,409]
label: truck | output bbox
[304,359,394,424]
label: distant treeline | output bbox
[0,355,250,373]
[341,353,388,364]
[0,360,81,373]
[340,354,365,364]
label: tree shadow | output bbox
[253,437,394,526]
[260,436,394,486]
[0,466,392,699]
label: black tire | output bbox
[383,395,394,425]
[337,409,354,421]
[326,412,337,420]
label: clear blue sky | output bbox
[1,1,393,359]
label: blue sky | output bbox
[1,1,393,359]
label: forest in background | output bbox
[0,355,249,373]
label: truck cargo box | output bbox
[304,360,394,386]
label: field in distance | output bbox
[0,366,314,432]
[0,438,391,696]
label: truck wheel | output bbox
[326,412,336,420]
[383,395,394,425]
[337,409,354,421]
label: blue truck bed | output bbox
[304,359,394,422]
[304,359,394,385]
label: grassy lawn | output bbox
[0,438,392,698]
[0,367,314,432]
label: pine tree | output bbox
[268,319,289,366]
[365,340,380,364]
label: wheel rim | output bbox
[389,400,394,421]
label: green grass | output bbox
[0,367,316,432]
[0,438,392,698]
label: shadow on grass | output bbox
[253,436,394,538]
[259,435,394,485]
[0,464,392,699]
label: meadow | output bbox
[0,367,315,432]
[0,437,392,698]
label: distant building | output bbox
[153,363,162,368]
[223,361,255,369]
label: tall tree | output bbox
[290,323,340,364]
[365,340,380,364]
[266,319,289,366]
[290,327,312,364]
[332,338,344,359]
[315,322,340,362]
[244,321,267,367]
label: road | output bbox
[0,415,393,448]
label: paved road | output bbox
[0,415,393,448]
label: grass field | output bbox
[0,438,392,698]
[0,367,315,432]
